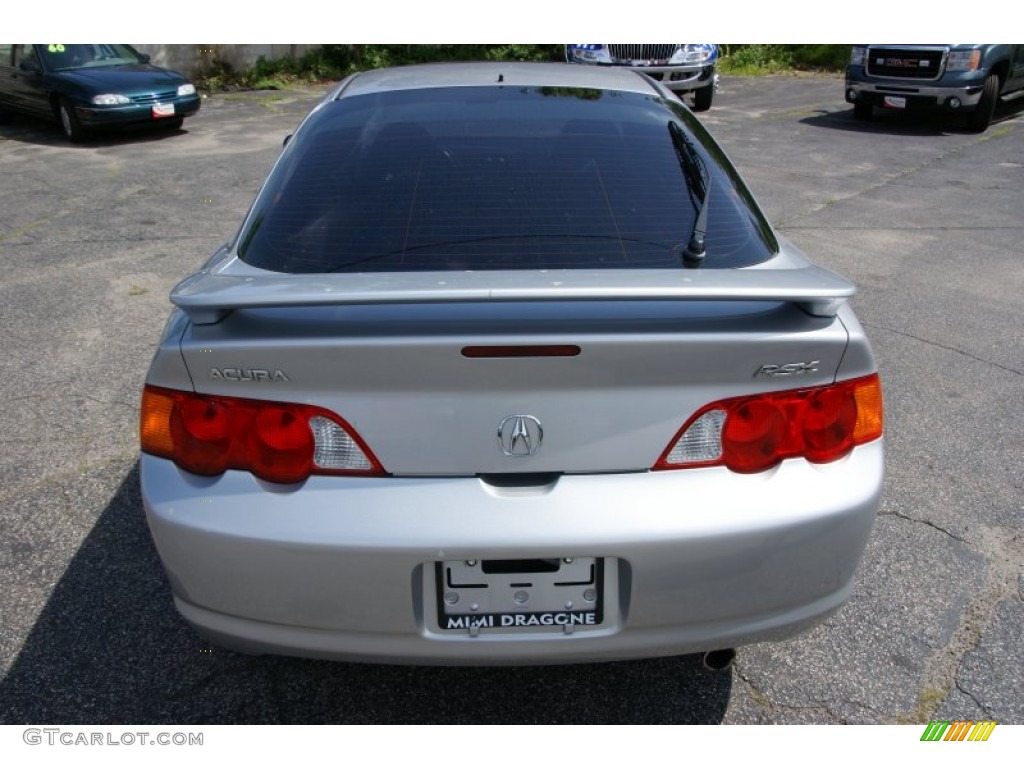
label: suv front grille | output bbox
[607,44,678,62]
[865,47,946,79]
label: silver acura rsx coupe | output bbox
[140,62,884,665]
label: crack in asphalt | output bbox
[732,664,845,723]
[776,133,1001,228]
[905,527,1023,722]
[78,393,141,413]
[0,455,135,508]
[955,678,996,719]
[862,321,1024,377]
[879,509,970,545]
[736,662,895,723]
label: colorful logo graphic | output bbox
[920,721,997,741]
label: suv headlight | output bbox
[91,94,130,105]
[946,50,981,71]
[670,44,718,65]
[851,46,867,66]
[567,46,610,64]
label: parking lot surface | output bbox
[0,75,1021,724]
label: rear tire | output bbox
[57,97,87,142]
[692,84,714,112]
[853,101,873,121]
[966,73,999,132]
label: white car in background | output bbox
[566,44,719,110]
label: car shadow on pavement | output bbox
[0,464,732,724]
[799,97,1024,135]
[0,112,187,148]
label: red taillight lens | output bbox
[172,396,231,475]
[656,374,883,473]
[140,386,384,483]
[801,386,857,463]
[721,399,788,473]
[250,406,315,484]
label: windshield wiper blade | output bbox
[668,122,710,268]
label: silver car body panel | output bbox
[333,62,664,98]
[143,440,882,664]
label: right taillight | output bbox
[655,374,883,474]
[140,385,384,484]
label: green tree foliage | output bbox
[195,44,853,92]
[198,44,565,91]
[719,45,852,74]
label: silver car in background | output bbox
[140,62,884,665]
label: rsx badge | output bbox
[756,361,819,377]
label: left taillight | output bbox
[140,385,384,483]
[655,373,883,474]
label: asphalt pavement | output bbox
[0,75,1021,724]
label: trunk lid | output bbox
[175,263,853,475]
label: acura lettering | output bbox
[210,368,290,383]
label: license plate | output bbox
[882,96,907,109]
[436,557,603,634]
[152,103,175,118]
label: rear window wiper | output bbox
[668,121,710,268]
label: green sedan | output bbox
[0,44,200,142]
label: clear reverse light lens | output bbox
[310,415,373,471]
[665,409,726,464]
[91,94,130,105]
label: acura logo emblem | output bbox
[497,415,543,457]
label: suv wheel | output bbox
[966,74,999,132]
[692,84,714,112]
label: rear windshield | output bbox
[238,85,777,273]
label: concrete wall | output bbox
[134,44,319,79]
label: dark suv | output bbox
[845,44,1024,131]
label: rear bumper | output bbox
[141,440,883,664]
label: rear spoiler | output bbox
[171,267,855,325]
